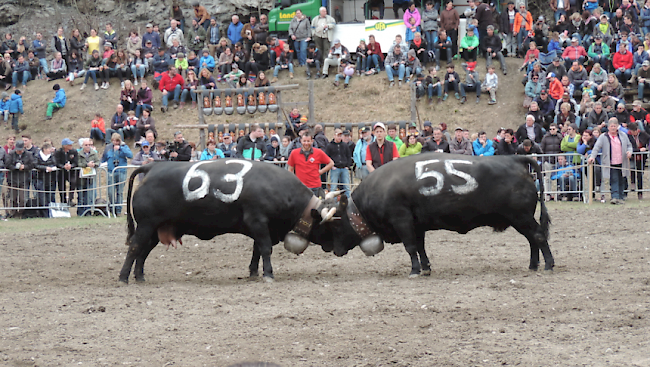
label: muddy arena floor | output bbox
[1,203,649,366]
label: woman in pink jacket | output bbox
[403,2,421,30]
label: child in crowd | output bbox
[123,111,138,140]
[547,32,562,54]
[481,65,498,105]
[443,64,461,101]
[272,43,294,82]
[279,136,291,161]
[521,41,540,71]
[424,66,443,104]
[333,60,355,88]
[8,89,23,133]
[405,17,420,43]
[224,63,244,88]
[175,52,189,77]
[90,113,106,142]
[355,39,368,76]
[0,92,9,126]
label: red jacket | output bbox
[159,71,185,92]
[368,41,384,62]
[561,46,587,60]
[612,51,634,70]
[548,78,564,100]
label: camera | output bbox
[166,141,182,160]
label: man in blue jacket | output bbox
[45,84,66,120]
[8,89,23,133]
[227,15,244,45]
[353,126,375,180]
[102,133,133,215]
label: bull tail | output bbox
[516,156,551,240]
[125,164,156,245]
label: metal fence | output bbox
[2,152,648,219]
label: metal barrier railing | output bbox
[2,152,648,219]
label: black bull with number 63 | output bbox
[327,153,555,276]
[119,159,340,283]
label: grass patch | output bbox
[0,216,125,235]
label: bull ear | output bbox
[339,195,348,211]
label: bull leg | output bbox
[119,226,154,283]
[415,230,431,276]
[249,242,261,278]
[133,237,159,282]
[512,219,554,271]
[248,223,274,282]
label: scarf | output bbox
[279,144,290,157]
[39,151,51,162]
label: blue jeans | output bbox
[83,70,98,84]
[639,82,650,99]
[615,69,633,86]
[269,50,277,68]
[77,176,97,216]
[424,31,437,52]
[105,128,122,144]
[12,71,30,87]
[329,167,351,198]
[558,174,577,198]
[162,85,182,106]
[131,64,146,78]
[273,63,294,77]
[460,83,481,97]
[386,64,405,82]
[180,88,198,103]
[119,126,136,140]
[406,66,421,79]
[135,103,152,118]
[427,84,443,98]
[434,48,452,65]
[90,128,105,141]
[334,73,351,84]
[39,58,49,74]
[590,55,608,68]
[107,169,127,215]
[643,26,650,36]
[294,39,307,65]
[609,164,624,200]
[367,54,381,71]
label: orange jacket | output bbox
[548,78,563,100]
[513,12,533,34]
[91,117,105,134]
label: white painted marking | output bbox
[416,159,444,196]
[445,160,478,194]
[415,159,478,196]
[182,161,212,201]
[182,160,253,203]
[213,160,253,203]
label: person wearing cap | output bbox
[365,122,399,173]
[482,25,506,74]
[449,126,473,155]
[613,42,634,87]
[102,133,133,215]
[588,36,610,67]
[45,83,66,120]
[561,36,587,68]
[289,10,311,67]
[5,139,35,218]
[174,51,189,77]
[76,138,101,216]
[185,18,207,58]
[311,7,336,62]
[8,89,23,134]
[589,118,633,204]
[545,72,563,100]
[353,126,374,180]
[626,121,650,198]
[287,131,334,196]
[216,133,237,158]
[55,138,79,206]
[322,39,349,79]
[459,61,481,104]
[637,60,650,100]
[142,23,161,49]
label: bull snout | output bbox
[333,248,350,257]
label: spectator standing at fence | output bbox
[77,139,100,216]
[422,127,450,152]
[218,133,237,157]
[589,118,633,204]
[325,129,352,198]
[385,124,404,151]
[288,133,334,196]
[55,138,78,207]
[366,122,399,173]
[450,126,473,155]
[472,131,495,156]
[5,140,34,218]
[102,133,132,215]
[312,7,336,63]
[34,141,56,208]
[626,122,650,199]
[353,126,374,180]
[560,122,581,164]
[236,124,267,160]
[551,154,580,201]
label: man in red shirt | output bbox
[159,66,185,112]
[288,133,334,196]
[366,122,399,173]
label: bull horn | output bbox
[320,207,337,224]
[325,190,344,200]
[321,208,329,220]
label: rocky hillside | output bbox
[0,0,274,42]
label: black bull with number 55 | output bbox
[327,153,555,276]
[119,159,340,283]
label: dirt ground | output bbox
[1,202,649,366]
[10,57,526,149]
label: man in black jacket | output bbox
[55,138,79,205]
[515,115,543,144]
[325,128,352,198]
[5,140,35,218]
[168,131,192,161]
[236,123,267,160]
[422,127,450,152]
[497,128,517,155]
[481,25,506,74]
[627,122,650,199]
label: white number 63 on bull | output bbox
[415,159,478,196]
[183,160,253,203]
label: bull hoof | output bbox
[249,272,259,278]
[421,269,431,276]
[263,276,274,283]
[544,266,554,271]
[118,278,129,285]
[135,276,146,283]
[408,273,420,279]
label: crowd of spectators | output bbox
[3,0,650,218]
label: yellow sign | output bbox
[374,22,386,31]
[280,11,296,20]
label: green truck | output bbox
[268,0,322,34]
